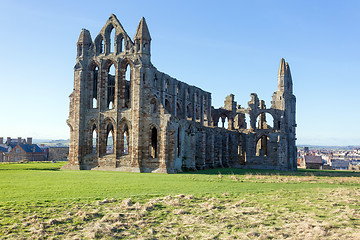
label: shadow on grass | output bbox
[181,167,360,178]
[0,162,66,171]
[0,167,61,171]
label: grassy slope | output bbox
[0,162,359,239]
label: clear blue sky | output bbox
[1,0,359,146]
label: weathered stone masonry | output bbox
[63,14,297,173]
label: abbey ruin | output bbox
[63,15,297,173]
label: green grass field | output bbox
[1,162,360,239]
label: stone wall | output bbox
[49,147,69,162]
[7,151,46,162]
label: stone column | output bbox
[228,118,234,130]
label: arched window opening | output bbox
[109,101,113,110]
[187,104,192,120]
[203,110,208,124]
[121,38,125,52]
[106,124,114,154]
[176,102,182,118]
[95,35,104,54]
[123,124,129,155]
[116,35,124,54]
[224,117,229,129]
[217,118,222,128]
[238,136,243,157]
[151,98,157,113]
[153,74,158,88]
[92,126,97,154]
[196,92,199,103]
[165,80,169,92]
[142,43,147,52]
[151,127,158,158]
[195,108,200,121]
[77,45,82,57]
[277,120,281,130]
[100,39,104,53]
[109,64,115,77]
[256,136,268,157]
[256,113,274,129]
[125,64,131,81]
[110,27,115,53]
[107,64,115,109]
[92,66,98,108]
[165,99,171,114]
[125,64,131,108]
[187,88,191,99]
[177,84,181,95]
[177,127,181,157]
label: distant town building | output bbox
[0,149,6,160]
[348,162,360,171]
[0,137,46,162]
[304,147,309,153]
[40,144,49,159]
[302,155,324,169]
[297,147,360,171]
[330,159,349,170]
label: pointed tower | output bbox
[273,58,294,110]
[65,29,95,170]
[277,58,286,92]
[134,17,151,60]
[77,29,92,59]
[284,62,293,94]
[271,58,297,170]
[277,58,293,94]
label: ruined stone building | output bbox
[63,15,297,173]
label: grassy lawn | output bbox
[0,162,359,239]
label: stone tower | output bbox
[64,15,297,172]
[271,58,297,170]
[65,14,151,171]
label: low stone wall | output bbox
[48,147,69,162]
